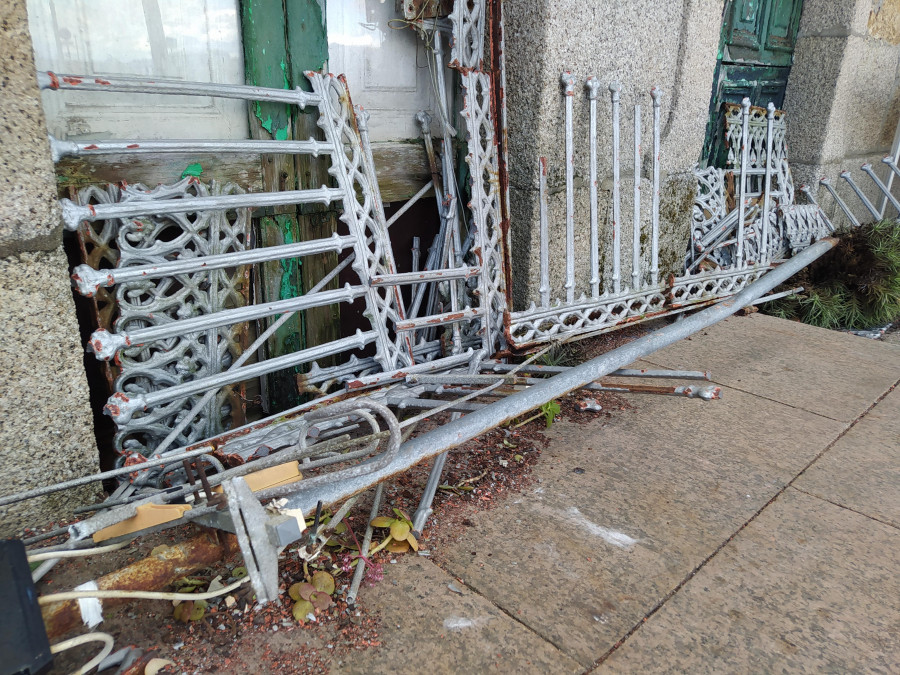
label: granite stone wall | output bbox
[784,0,900,228]
[503,0,724,307]
[0,0,98,535]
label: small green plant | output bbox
[513,399,561,429]
[764,219,900,329]
[369,507,419,554]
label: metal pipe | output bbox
[737,98,751,267]
[484,363,711,380]
[347,482,383,605]
[610,82,622,294]
[0,445,213,508]
[562,72,577,303]
[840,170,880,220]
[49,137,333,162]
[755,286,803,304]
[105,330,378,423]
[370,267,481,286]
[761,103,775,264]
[650,87,662,286]
[539,157,551,308]
[860,163,900,216]
[386,182,434,228]
[632,103,642,290]
[280,237,839,516]
[71,232,355,297]
[819,177,860,227]
[587,77,601,298]
[39,71,319,107]
[60,187,343,232]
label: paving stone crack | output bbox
[581,375,899,673]
[787,486,899,531]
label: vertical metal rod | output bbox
[650,87,661,287]
[610,81,622,294]
[538,157,551,308]
[411,236,421,306]
[877,116,900,217]
[799,184,818,205]
[737,97,751,268]
[761,102,775,264]
[860,163,900,216]
[587,77,601,298]
[346,482,383,605]
[632,103,641,290]
[883,156,900,181]
[840,170,881,220]
[561,72,576,303]
[820,177,861,227]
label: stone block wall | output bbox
[0,0,98,535]
[785,0,900,228]
[503,0,724,307]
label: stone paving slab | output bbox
[795,385,900,528]
[640,313,900,422]
[333,557,582,674]
[436,386,845,667]
[600,489,900,673]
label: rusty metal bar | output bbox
[41,531,238,639]
[38,71,319,107]
[279,237,839,516]
[49,136,333,162]
[395,307,484,332]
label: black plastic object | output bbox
[0,540,52,675]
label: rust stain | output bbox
[126,144,140,149]
[41,531,238,639]
[62,76,83,86]
[83,144,99,150]
[94,77,112,85]
[47,71,60,89]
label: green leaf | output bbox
[390,519,411,542]
[309,591,333,610]
[370,516,395,528]
[289,582,317,601]
[311,570,335,595]
[392,507,411,523]
[542,400,561,427]
[232,566,248,579]
[292,599,315,623]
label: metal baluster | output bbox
[561,72,576,303]
[860,163,900,216]
[650,87,662,287]
[820,177,861,227]
[632,103,641,290]
[840,170,880,220]
[737,98,750,268]
[610,81,622,294]
[761,102,775,265]
[539,157,551,308]
[587,77,601,298]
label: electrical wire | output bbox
[49,631,114,675]
[38,577,250,606]
[28,541,128,563]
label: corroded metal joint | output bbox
[88,329,130,361]
[105,392,147,424]
[585,76,601,100]
[608,80,621,101]
[560,71,576,96]
[71,264,113,297]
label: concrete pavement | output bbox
[334,314,900,674]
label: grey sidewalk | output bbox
[334,314,900,674]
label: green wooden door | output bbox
[702,0,804,164]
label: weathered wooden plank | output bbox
[371,142,432,203]
[56,155,263,192]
